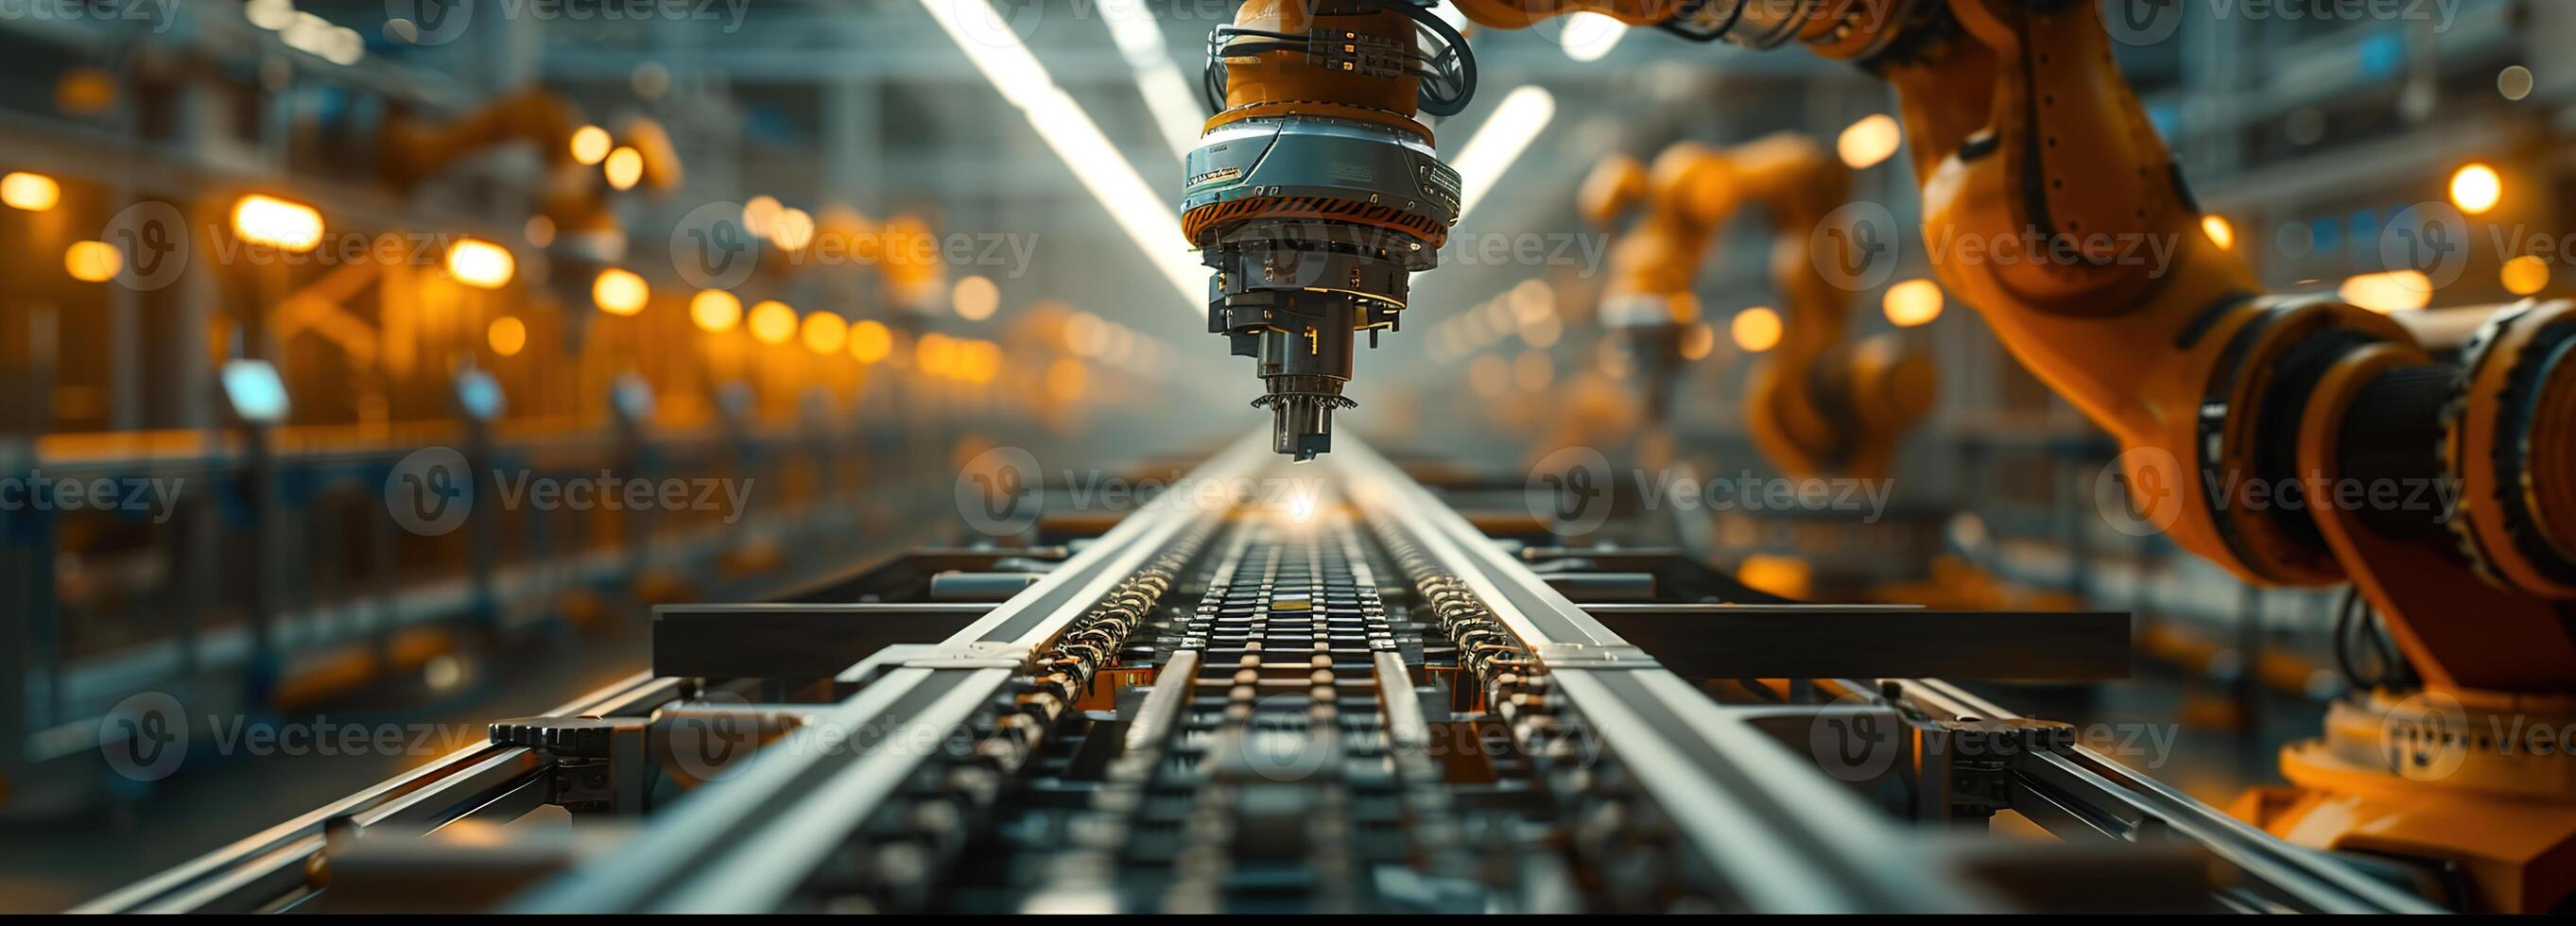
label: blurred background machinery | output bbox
[2,0,2574,915]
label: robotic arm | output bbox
[1453,0,2576,909]
[1459,0,2576,678]
[1181,0,1470,460]
[382,89,683,267]
[1583,132,1934,479]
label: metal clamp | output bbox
[1530,642,1659,670]
[898,641,1030,670]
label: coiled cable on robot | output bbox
[1200,0,1478,117]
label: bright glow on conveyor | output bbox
[604,146,646,191]
[571,125,614,165]
[445,238,517,290]
[2450,163,2502,215]
[953,274,1001,321]
[2342,270,2433,314]
[2201,214,2235,250]
[1883,279,1945,328]
[65,240,122,283]
[850,319,894,364]
[487,316,528,356]
[1733,306,1784,353]
[1451,85,1556,224]
[594,268,650,316]
[802,312,850,355]
[232,194,324,253]
[2504,255,2550,296]
[2,171,60,212]
[749,300,799,345]
[919,0,1203,316]
[1838,113,1902,170]
[692,290,743,333]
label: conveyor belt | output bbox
[79,433,2443,915]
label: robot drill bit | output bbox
[1180,0,1470,460]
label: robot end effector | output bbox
[1180,0,1470,460]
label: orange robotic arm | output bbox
[1585,132,1933,479]
[1479,0,2576,687]
[1464,0,2576,908]
[382,89,683,261]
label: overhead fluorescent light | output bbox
[1450,85,1557,223]
[1099,0,1207,163]
[919,0,1205,314]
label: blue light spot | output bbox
[2360,31,2403,79]
[2349,210,2380,262]
[2147,104,2181,143]
[2311,217,2343,254]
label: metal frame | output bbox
[78,431,2444,914]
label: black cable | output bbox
[2332,585,2420,692]
[1197,1,1478,118]
[2332,585,2368,690]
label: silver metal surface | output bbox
[510,433,1274,913]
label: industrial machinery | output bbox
[1582,132,1935,479]
[1183,0,1470,461]
[20,0,2576,916]
[381,87,683,294]
[83,432,2446,914]
[1439,0,2576,912]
